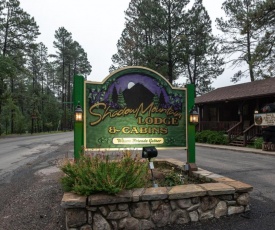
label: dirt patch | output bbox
[146,162,209,187]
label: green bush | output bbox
[195,130,228,145]
[60,152,148,195]
[161,170,183,187]
[254,137,263,149]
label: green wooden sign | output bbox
[84,67,187,150]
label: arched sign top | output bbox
[91,66,184,91]
[84,66,187,150]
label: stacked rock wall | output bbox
[61,159,253,230]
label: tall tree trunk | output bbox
[64,80,67,130]
[167,1,173,84]
[67,64,72,129]
[3,8,10,57]
[0,79,3,135]
[247,31,255,81]
[61,45,65,130]
[41,73,44,132]
[0,9,10,135]
[10,78,14,133]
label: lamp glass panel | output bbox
[190,114,199,123]
[75,112,83,122]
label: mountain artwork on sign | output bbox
[84,67,186,149]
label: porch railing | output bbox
[243,124,261,146]
[227,121,243,143]
[199,121,239,132]
[199,120,262,146]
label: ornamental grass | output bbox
[60,150,148,195]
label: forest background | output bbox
[0,0,274,135]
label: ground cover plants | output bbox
[253,137,263,149]
[60,151,210,196]
[60,151,148,195]
[151,161,208,187]
[195,130,228,145]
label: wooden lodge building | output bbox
[195,78,275,146]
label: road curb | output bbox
[196,143,275,157]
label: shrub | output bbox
[161,170,183,187]
[254,137,263,149]
[60,151,148,195]
[195,130,213,143]
[196,130,228,145]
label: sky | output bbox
[19,0,249,89]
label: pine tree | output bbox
[52,27,92,130]
[110,0,190,83]
[117,90,126,108]
[52,27,73,130]
[0,0,40,133]
[252,0,275,78]
[0,1,93,134]
[179,0,224,96]
[153,93,159,107]
[159,91,165,107]
[27,42,49,131]
[71,41,92,79]
[216,0,264,82]
[159,0,190,83]
[109,25,139,72]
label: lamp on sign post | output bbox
[189,106,199,125]
[189,106,199,172]
[186,84,198,172]
[74,102,83,122]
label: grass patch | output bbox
[60,152,211,196]
[253,137,264,149]
[60,151,148,195]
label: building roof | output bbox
[195,78,275,104]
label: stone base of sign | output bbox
[262,142,275,151]
[61,159,253,230]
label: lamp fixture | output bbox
[189,106,199,124]
[74,102,83,122]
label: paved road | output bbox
[0,132,73,182]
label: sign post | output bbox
[186,84,196,164]
[73,75,84,159]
